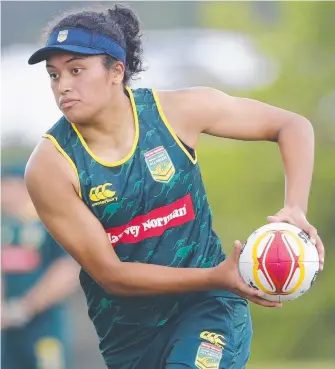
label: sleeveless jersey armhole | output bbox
[43,134,82,199]
[151,88,197,165]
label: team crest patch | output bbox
[195,342,222,369]
[57,30,68,43]
[144,146,175,183]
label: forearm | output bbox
[278,117,314,214]
[20,258,79,316]
[106,262,216,296]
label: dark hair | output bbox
[43,4,145,85]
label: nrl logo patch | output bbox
[195,342,222,369]
[57,30,68,43]
[144,146,175,183]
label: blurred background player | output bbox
[1,165,79,369]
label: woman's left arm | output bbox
[157,87,325,271]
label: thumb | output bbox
[229,240,243,264]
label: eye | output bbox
[49,72,58,80]
[72,68,82,75]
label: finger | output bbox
[229,240,243,264]
[267,215,292,224]
[236,279,265,299]
[316,235,325,271]
[307,225,317,245]
[248,295,283,308]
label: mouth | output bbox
[60,100,79,109]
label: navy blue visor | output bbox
[28,27,126,65]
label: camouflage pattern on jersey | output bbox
[45,88,226,365]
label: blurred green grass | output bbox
[249,362,334,369]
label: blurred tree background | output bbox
[2,1,334,368]
[199,0,335,364]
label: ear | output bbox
[111,61,125,85]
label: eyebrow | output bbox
[46,56,86,69]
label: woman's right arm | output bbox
[25,139,277,306]
[25,139,220,296]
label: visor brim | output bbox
[28,45,105,65]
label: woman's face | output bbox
[46,52,123,124]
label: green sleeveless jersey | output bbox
[45,88,226,364]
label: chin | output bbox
[63,110,90,125]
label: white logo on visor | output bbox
[57,30,68,43]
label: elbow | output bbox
[292,115,314,131]
[291,116,314,139]
[277,115,314,142]
[295,116,314,132]
[98,264,134,296]
[102,282,130,296]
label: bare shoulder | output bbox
[155,87,231,147]
[25,138,79,195]
[156,87,230,113]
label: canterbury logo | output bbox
[89,183,118,206]
[200,331,225,348]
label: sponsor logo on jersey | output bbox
[105,194,195,246]
[195,342,222,369]
[200,331,225,348]
[89,183,118,207]
[57,30,68,43]
[144,146,175,183]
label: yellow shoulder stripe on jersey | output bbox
[70,86,139,167]
[43,134,82,199]
[152,88,197,165]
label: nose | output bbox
[57,74,73,95]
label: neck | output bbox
[79,87,133,135]
[72,87,136,162]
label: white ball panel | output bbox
[302,261,319,288]
[238,261,257,289]
[239,242,253,263]
[301,241,319,262]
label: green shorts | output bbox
[106,292,252,369]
